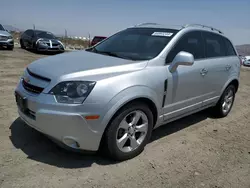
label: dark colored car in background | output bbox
[90,36,106,46]
[20,29,65,53]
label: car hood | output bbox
[0,30,10,36]
[27,50,147,81]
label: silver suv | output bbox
[15,23,241,160]
[0,24,14,50]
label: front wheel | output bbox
[20,40,25,49]
[104,102,153,161]
[212,85,236,118]
[7,46,14,51]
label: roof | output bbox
[34,29,49,33]
[25,29,51,33]
[132,23,224,35]
[133,23,183,30]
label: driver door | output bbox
[163,31,207,121]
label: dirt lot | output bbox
[0,48,250,188]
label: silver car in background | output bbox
[243,56,250,67]
[15,23,241,161]
[0,24,14,50]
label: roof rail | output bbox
[184,24,223,34]
[135,22,160,27]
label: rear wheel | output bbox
[212,84,235,118]
[104,102,153,161]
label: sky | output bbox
[1,0,250,45]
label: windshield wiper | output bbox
[86,48,136,60]
[98,51,119,57]
[99,51,138,60]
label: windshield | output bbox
[0,24,5,31]
[88,28,177,60]
[35,31,56,39]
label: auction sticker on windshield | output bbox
[152,32,173,37]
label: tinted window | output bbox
[0,24,5,31]
[224,38,236,56]
[203,32,226,58]
[26,30,33,36]
[166,31,204,62]
[35,31,56,39]
[91,28,178,61]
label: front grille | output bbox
[26,109,36,120]
[52,43,59,46]
[21,108,36,120]
[22,79,44,94]
[49,48,60,51]
[27,68,51,82]
[0,36,8,41]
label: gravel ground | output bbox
[0,48,250,188]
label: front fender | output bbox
[100,85,161,134]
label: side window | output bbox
[166,31,204,63]
[203,32,226,58]
[30,30,34,37]
[26,30,34,37]
[224,38,237,56]
[25,30,31,36]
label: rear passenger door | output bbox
[200,32,237,106]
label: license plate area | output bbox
[15,92,27,113]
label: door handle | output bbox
[225,64,231,71]
[200,68,208,76]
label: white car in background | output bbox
[243,56,250,67]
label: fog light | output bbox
[63,137,80,149]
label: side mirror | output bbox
[168,51,194,73]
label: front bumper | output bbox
[15,80,103,151]
[0,39,14,47]
[37,44,64,52]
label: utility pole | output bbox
[88,33,91,47]
[65,29,67,48]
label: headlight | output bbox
[49,81,96,104]
[7,36,13,39]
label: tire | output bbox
[34,44,39,53]
[103,102,154,161]
[212,84,236,118]
[7,46,14,51]
[20,40,25,49]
